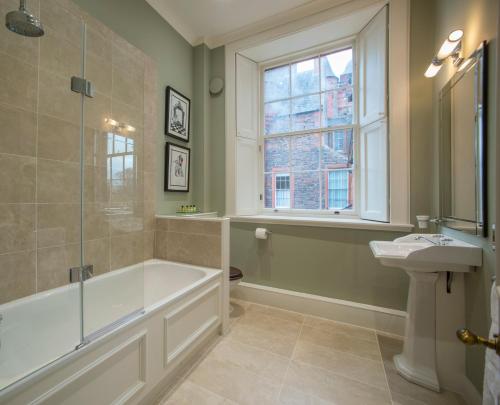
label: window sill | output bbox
[229,214,414,232]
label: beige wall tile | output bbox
[143,141,156,173]
[166,232,221,268]
[156,218,169,231]
[84,203,109,241]
[108,202,144,236]
[84,165,109,203]
[0,204,35,254]
[37,203,80,248]
[39,68,80,124]
[0,154,35,203]
[37,158,80,203]
[154,230,168,260]
[85,91,111,131]
[112,99,143,131]
[86,52,112,97]
[144,200,155,231]
[85,127,108,167]
[144,171,156,201]
[0,250,36,304]
[109,231,143,270]
[143,231,154,260]
[86,24,112,63]
[144,114,157,144]
[37,243,80,292]
[40,27,81,78]
[167,219,221,236]
[0,104,36,157]
[40,0,82,45]
[112,34,144,83]
[112,66,144,110]
[0,53,37,111]
[84,238,109,276]
[38,114,80,163]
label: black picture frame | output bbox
[165,142,190,192]
[165,86,190,142]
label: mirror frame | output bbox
[439,41,488,236]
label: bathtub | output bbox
[0,259,223,403]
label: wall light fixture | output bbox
[424,29,464,78]
[105,118,136,132]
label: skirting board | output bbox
[232,282,407,337]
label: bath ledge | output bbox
[230,215,414,232]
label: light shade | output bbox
[424,62,442,78]
[436,29,463,59]
[105,118,118,127]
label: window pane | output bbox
[321,49,353,91]
[291,95,320,131]
[265,100,290,135]
[264,65,290,102]
[275,174,290,208]
[291,133,320,172]
[292,171,320,210]
[322,89,353,126]
[264,173,273,208]
[264,136,290,173]
[291,57,319,97]
[321,129,353,169]
[325,169,352,210]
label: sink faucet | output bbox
[415,235,443,246]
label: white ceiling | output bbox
[145,0,365,48]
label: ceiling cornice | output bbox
[146,0,361,49]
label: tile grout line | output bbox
[276,314,305,402]
[375,333,395,404]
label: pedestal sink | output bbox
[370,234,482,391]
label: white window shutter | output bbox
[359,120,389,222]
[359,7,387,127]
[236,54,258,140]
[235,53,259,215]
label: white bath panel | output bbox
[164,284,221,367]
[32,331,147,405]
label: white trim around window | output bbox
[225,0,411,228]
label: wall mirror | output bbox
[439,41,487,236]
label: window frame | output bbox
[258,40,359,217]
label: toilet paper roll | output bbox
[255,228,269,240]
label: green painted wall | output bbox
[73,0,194,214]
[432,0,498,392]
[231,224,409,309]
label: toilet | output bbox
[229,267,243,313]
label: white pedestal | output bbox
[394,270,440,392]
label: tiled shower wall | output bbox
[154,217,222,269]
[0,0,157,304]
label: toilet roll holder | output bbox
[457,328,499,356]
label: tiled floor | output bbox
[159,299,466,405]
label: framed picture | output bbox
[165,142,190,192]
[165,86,190,142]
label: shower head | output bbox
[5,0,44,37]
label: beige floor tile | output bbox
[378,335,465,405]
[279,385,334,404]
[299,325,382,362]
[304,315,377,342]
[237,310,303,336]
[283,361,391,405]
[210,339,290,382]
[228,316,300,357]
[162,380,234,405]
[189,356,281,405]
[293,339,387,389]
[246,303,305,324]
[384,367,465,405]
